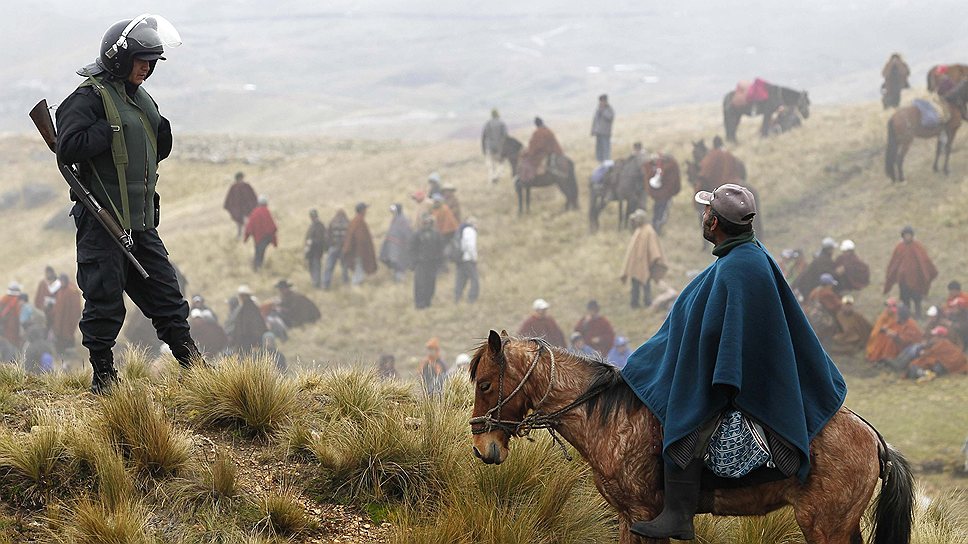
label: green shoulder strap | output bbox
[80,75,131,230]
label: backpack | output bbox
[445,227,465,263]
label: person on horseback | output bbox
[519,117,563,183]
[623,183,847,540]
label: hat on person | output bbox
[841,295,854,305]
[6,282,21,296]
[819,273,838,286]
[926,305,939,317]
[257,194,269,205]
[948,280,962,291]
[570,331,583,342]
[586,299,600,311]
[191,294,204,303]
[411,190,426,202]
[427,172,441,184]
[455,353,471,367]
[821,237,837,249]
[694,183,757,225]
[532,298,550,311]
[839,239,855,251]
[274,279,293,290]
[190,308,203,319]
[930,326,949,337]
[628,208,648,224]
[425,337,440,350]
[237,285,253,296]
[355,202,368,213]
[309,208,319,218]
[615,336,628,346]
[901,225,914,236]
[441,183,457,192]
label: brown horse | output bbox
[723,83,809,143]
[589,157,646,232]
[470,331,915,544]
[926,64,968,92]
[886,79,968,181]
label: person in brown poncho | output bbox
[518,117,563,182]
[884,225,937,317]
[805,274,842,342]
[49,274,82,353]
[518,298,566,348]
[866,301,922,364]
[620,209,667,308]
[832,239,870,292]
[223,172,258,239]
[342,202,378,286]
[907,326,968,379]
[828,296,872,354]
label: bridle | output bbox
[468,338,611,460]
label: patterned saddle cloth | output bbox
[913,98,950,127]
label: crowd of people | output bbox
[784,227,966,381]
[0,266,82,372]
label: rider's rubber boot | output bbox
[630,459,703,540]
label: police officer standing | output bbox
[55,14,202,393]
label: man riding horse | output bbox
[519,117,563,183]
[623,184,847,540]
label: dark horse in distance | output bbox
[886,79,968,182]
[723,83,810,143]
[589,157,645,232]
[502,136,579,215]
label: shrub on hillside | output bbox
[98,383,193,479]
[178,354,302,436]
[253,485,309,537]
[63,497,153,544]
[0,424,73,505]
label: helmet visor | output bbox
[124,14,182,50]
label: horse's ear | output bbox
[499,329,509,338]
[488,330,503,355]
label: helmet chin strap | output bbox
[104,13,151,60]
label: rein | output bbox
[469,338,611,460]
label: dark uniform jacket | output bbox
[56,75,172,231]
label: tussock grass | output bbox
[178,355,302,436]
[65,497,153,544]
[67,427,135,509]
[0,424,73,505]
[253,485,309,537]
[39,368,90,395]
[0,362,28,391]
[390,436,614,543]
[98,383,193,479]
[313,367,414,421]
[910,490,968,544]
[118,345,156,383]
[723,508,804,544]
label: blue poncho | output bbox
[621,237,847,481]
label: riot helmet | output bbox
[78,14,181,79]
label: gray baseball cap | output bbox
[695,183,757,225]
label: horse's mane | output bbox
[776,85,806,104]
[469,337,641,425]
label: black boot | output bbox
[90,350,119,395]
[630,459,703,540]
[170,338,206,369]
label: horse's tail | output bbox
[871,445,914,544]
[885,119,897,180]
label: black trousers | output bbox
[413,262,438,309]
[72,203,191,355]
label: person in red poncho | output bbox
[223,172,258,240]
[49,274,82,353]
[0,282,24,348]
[518,117,563,183]
[342,202,378,285]
[884,225,937,317]
[573,299,615,357]
[518,298,566,348]
[243,195,278,271]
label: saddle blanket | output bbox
[913,98,949,127]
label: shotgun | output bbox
[29,99,149,279]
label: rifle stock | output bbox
[29,100,149,279]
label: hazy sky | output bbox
[3,0,967,137]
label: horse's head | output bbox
[798,92,811,119]
[469,330,542,465]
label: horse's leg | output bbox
[526,186,532,214]
[760,109,773,137]
[516,179,524,216]
[944,129,954,175]
[933,138,942,172]
[618,199,624,231]
[898,140,911,182]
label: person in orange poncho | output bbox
[907,326,967,378]
[418,337,448,396]
[884,225,937,317]
[0,283,24,348]
[518,117,563,182]
[866,301,922,364]
[342,202,378,285]
[49,274,82,353]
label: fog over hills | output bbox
[3,0,968,139]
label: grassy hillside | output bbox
[1,99,967,538]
